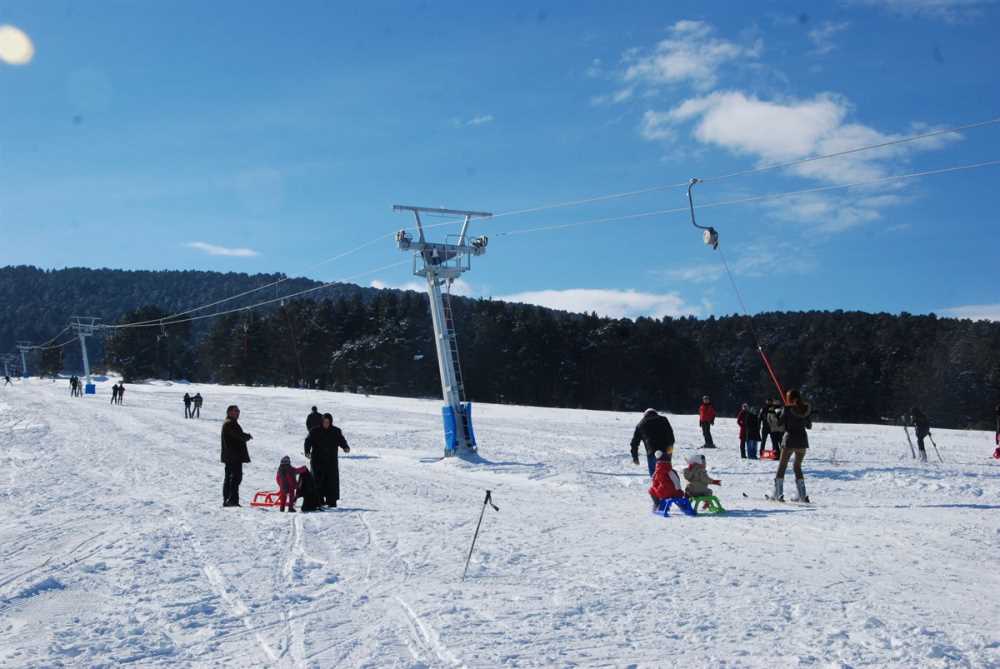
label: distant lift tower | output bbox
[2,354,14,378]
[71,317,99,394]
[394,205,491,457]
[16,341,31,378]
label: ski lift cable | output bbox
[486,115,1000,220]
[490,158,1000,237]
[103,259,412,329]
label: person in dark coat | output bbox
[736,403,749,458]
[304,413,350,507]
[745,407,762,459]
[773,389,812,502]
[221,405,253,507]
[183,393,192,418]
[306,406,323,433]
[116,383,125,405]
[193,393,203,418]
[911,407,931,463]
[631,408,676,476]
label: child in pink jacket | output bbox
[276,455,309,512]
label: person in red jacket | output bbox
[699,395,717,448]
[648,450,685,511]
[275,455,309,512]
[736,403,749,458]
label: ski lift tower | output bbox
[2,354,14,378]
[71,317,99,394]
[16,341,31,378]
[394,204,491,458]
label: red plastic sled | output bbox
[250,490,283,508]
[759,449,779,460]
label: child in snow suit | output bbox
[276,455,309,512]
[683,453,721,497]
[745,407,762,459]
[648,450,685,511]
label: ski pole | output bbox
[462,490,499,581]
[928,434,943,463]
[901,417,916,459]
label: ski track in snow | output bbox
[1,380,999,667]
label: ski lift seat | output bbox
[653,497,696,517]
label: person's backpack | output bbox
[297,470,323,512]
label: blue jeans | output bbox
[646,453,657,477]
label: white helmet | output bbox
[687,453,705,466]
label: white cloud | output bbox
[451,114,495,128]
[643,91,960,185]
[498,288,701,319]
[621,20,762,92]
[939,303,1000,321]
[857,0,994,21]
[0,25,34,66]
[661,242,816,283]
[186,241,259,257]
[808,21,850,55]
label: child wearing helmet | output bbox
[683,453,721,498]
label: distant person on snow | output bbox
[745,407,762,460]
[736,403,749,458]
[275,456,309,512]
[630,408,676,476]
[110,382,119,404]
[221,405,253,507]
[683,453,721,498]
[699,396,716,448]
[306,406,323,433]
[3,375,11,386]
[765,399,784,457]
[183,393,193,418]
[910,407,931,463]
[193,393,203,418]
[648,450,685,512]
[304,413,351,508]
[760,401,772,449]
[116,383,125,405]
[772,389,812,503]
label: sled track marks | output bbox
[0,530,105,604]
[396,596,465,668]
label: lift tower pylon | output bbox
[16,341,31,378]
[71,317,100,394]
[393,205,491,458]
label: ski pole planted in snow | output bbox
[928,434,944,463]
[462,490,499,580]
[901,417,916,459]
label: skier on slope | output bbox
[630,408,676,476]
[772,389,812,503]
[736,403,750,458]
[910,407,931,463]
[699,396,716,448]
[304,413,351,508]
[221,405,253,507]
[183,393,193,418]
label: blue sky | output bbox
[2,0,999,320]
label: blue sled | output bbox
[654,497,697,517]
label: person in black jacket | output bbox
[630,409,676,476]
[306,406,323,433]
[221,405,253,507]
[773,389,812,503]
[192,393,203,418]
[911,407,931,463]
[304,413,350,507]
[183,393,193,418]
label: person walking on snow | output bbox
[275,456,309,512]
[736,403,749,458]
[772,389,812,503]
[306,406,323,432]
[183,393,192,418]
[911,407,931,463]
[221,405,253,507]
[631,408,676,476]
[304,413,351,508]
[765,399,784,457]
[193,393,202,418]
[683,453,721,498]
[648,451,685,512]
[699,396,716,448]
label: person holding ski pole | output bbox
[630,408,676,476]
[699,395,716,448]
[772,389,812,503]
[911,407,931,463]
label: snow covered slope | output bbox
[1,379,998,668]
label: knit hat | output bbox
[654,450,665,460]
[280,455,291,466]
[702,395,711,403]
[687,453,705,466]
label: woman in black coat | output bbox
[304,413,351,507]
[772,389,812,503]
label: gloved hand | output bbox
[632,456,640,465]
[342,445,351,453]
[304,451,311,459]
[245,434,253,440]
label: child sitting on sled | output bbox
[683,453,721,497]
[276,455,309,512]
[648,450,685,511]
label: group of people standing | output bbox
[69,376,84,397]
[219,404,351,511]
[110,382,125,404]
[183,392,203,419]
[631,388,814,504]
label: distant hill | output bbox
[2,265,998,429]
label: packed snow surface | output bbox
[1,379,998,668]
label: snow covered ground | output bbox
[1,378,998,668]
